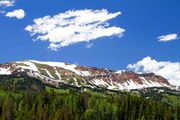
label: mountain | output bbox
[0,60,171,90]
[0,60,179,120]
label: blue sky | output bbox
[0,0,180,71]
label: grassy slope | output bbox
[162,95,180,106]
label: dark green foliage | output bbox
[0,75,179,120]
[0,91,178,120]
[0,75,45,92]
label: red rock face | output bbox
[75,66,170,86]
[140,73,170,85]
[114,71,143,84]
[76,66,112,75]
[0,64,12,68]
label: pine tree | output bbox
[1,97,14,120]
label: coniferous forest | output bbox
[0,75,179,120]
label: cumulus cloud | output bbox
[158,33,179,42]
[5,9,25,19]
[0,0,25,20]
[0,0,15,7]
[127,57,180,86]
[25,9,125,50]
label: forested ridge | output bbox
[0,75,179,120]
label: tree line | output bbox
[0,75,179,120]
[0,90,179,120]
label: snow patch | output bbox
[115,70,125,74]
[16,61,39,72]
[80,71,91,76]
[43,69,54,78]
[55,69,61,80]
[73,78,80,87]
[30,60,81,75]
[0,68,11,75]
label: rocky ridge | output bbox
[0,60,171,90]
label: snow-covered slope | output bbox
[0,60,171,90]
[0,68,11,75]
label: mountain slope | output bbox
[0,60,171,90]
[0,75,179,120]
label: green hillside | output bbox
[0,75,179,120]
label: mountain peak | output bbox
[0,60,172,90]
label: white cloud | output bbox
[5,9,25,19]
[25,9,125,50]
[158,33,179,42]
[0,0,15,7]
[127,57,180,86]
